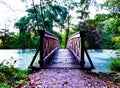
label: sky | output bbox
[0,0,28,32]
[0,0,107,32]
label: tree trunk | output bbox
[39,0,45,30]
[65,13,70,48]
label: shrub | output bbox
[0,59,30,87]
[111,58,120,71]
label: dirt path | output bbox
[19,68,119,88]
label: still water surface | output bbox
[0,49,119,73]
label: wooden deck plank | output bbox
[44,49,81,68]
[52,49,77,64]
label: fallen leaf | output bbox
[88,83,92,87]
[63,80,68,85]
[35,77,40,81]
[36,82,42,85]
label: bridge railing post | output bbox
[80,31,86,68]
[38,30,45,68]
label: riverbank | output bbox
[17,68,119,88]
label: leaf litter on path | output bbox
[18,68,119,88]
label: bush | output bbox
[0,59,30,87]
[111,58,120,71]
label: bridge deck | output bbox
[44,49,81,68]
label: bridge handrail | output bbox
[67,31,82,65]
[68,32,80,40]
[43,30,60,41]
[67,31,95,69]
[29,30,60,69]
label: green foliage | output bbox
[86,12,120,49]
[13,1,69,49]
[23,1,68,31]
[0,59,29,87]
[111,59,120,72]
[15,16,31,32]
[0,29,13,49]
[0,83,11,88]
[85,27,103,49]
[75,0,91,19]
[8,32,39,49]
[76,21,104,49]
[103,0,120,14]
[86,0,120,49]
[2,0,120,49]
[101,18,120,49]
[111,36,120,49]
[61,32,66,48]
[94,0,120,49]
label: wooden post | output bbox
[80,31,86,68]
[29,47,40,67]
[85,49,95,69]
[38,30,45,68]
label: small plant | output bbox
[116,51,120,57]
[111,58,120,71]
[0,58,30,87]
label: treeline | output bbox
[0,0,120,49]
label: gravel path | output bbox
[19,68,119,88]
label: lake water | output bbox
[0,49,119,73]
[85,50,118,73]
[0,49,39,69]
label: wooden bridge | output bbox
[29,30,95,70]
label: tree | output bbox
[100,0,120,49]
[14,0,68,49]
[61,0,93,47]
[75,0,91,20]
[67,0,120,49]
[15,16,31,33]
[14,16,32,49]
[103,0,120,14]
[0,28,16,49]
[86,12,120,49]
[62,0,74,47]
[26,0,68,31]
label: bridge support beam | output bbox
[80,31,86,68]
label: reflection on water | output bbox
[0,49,119,73]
